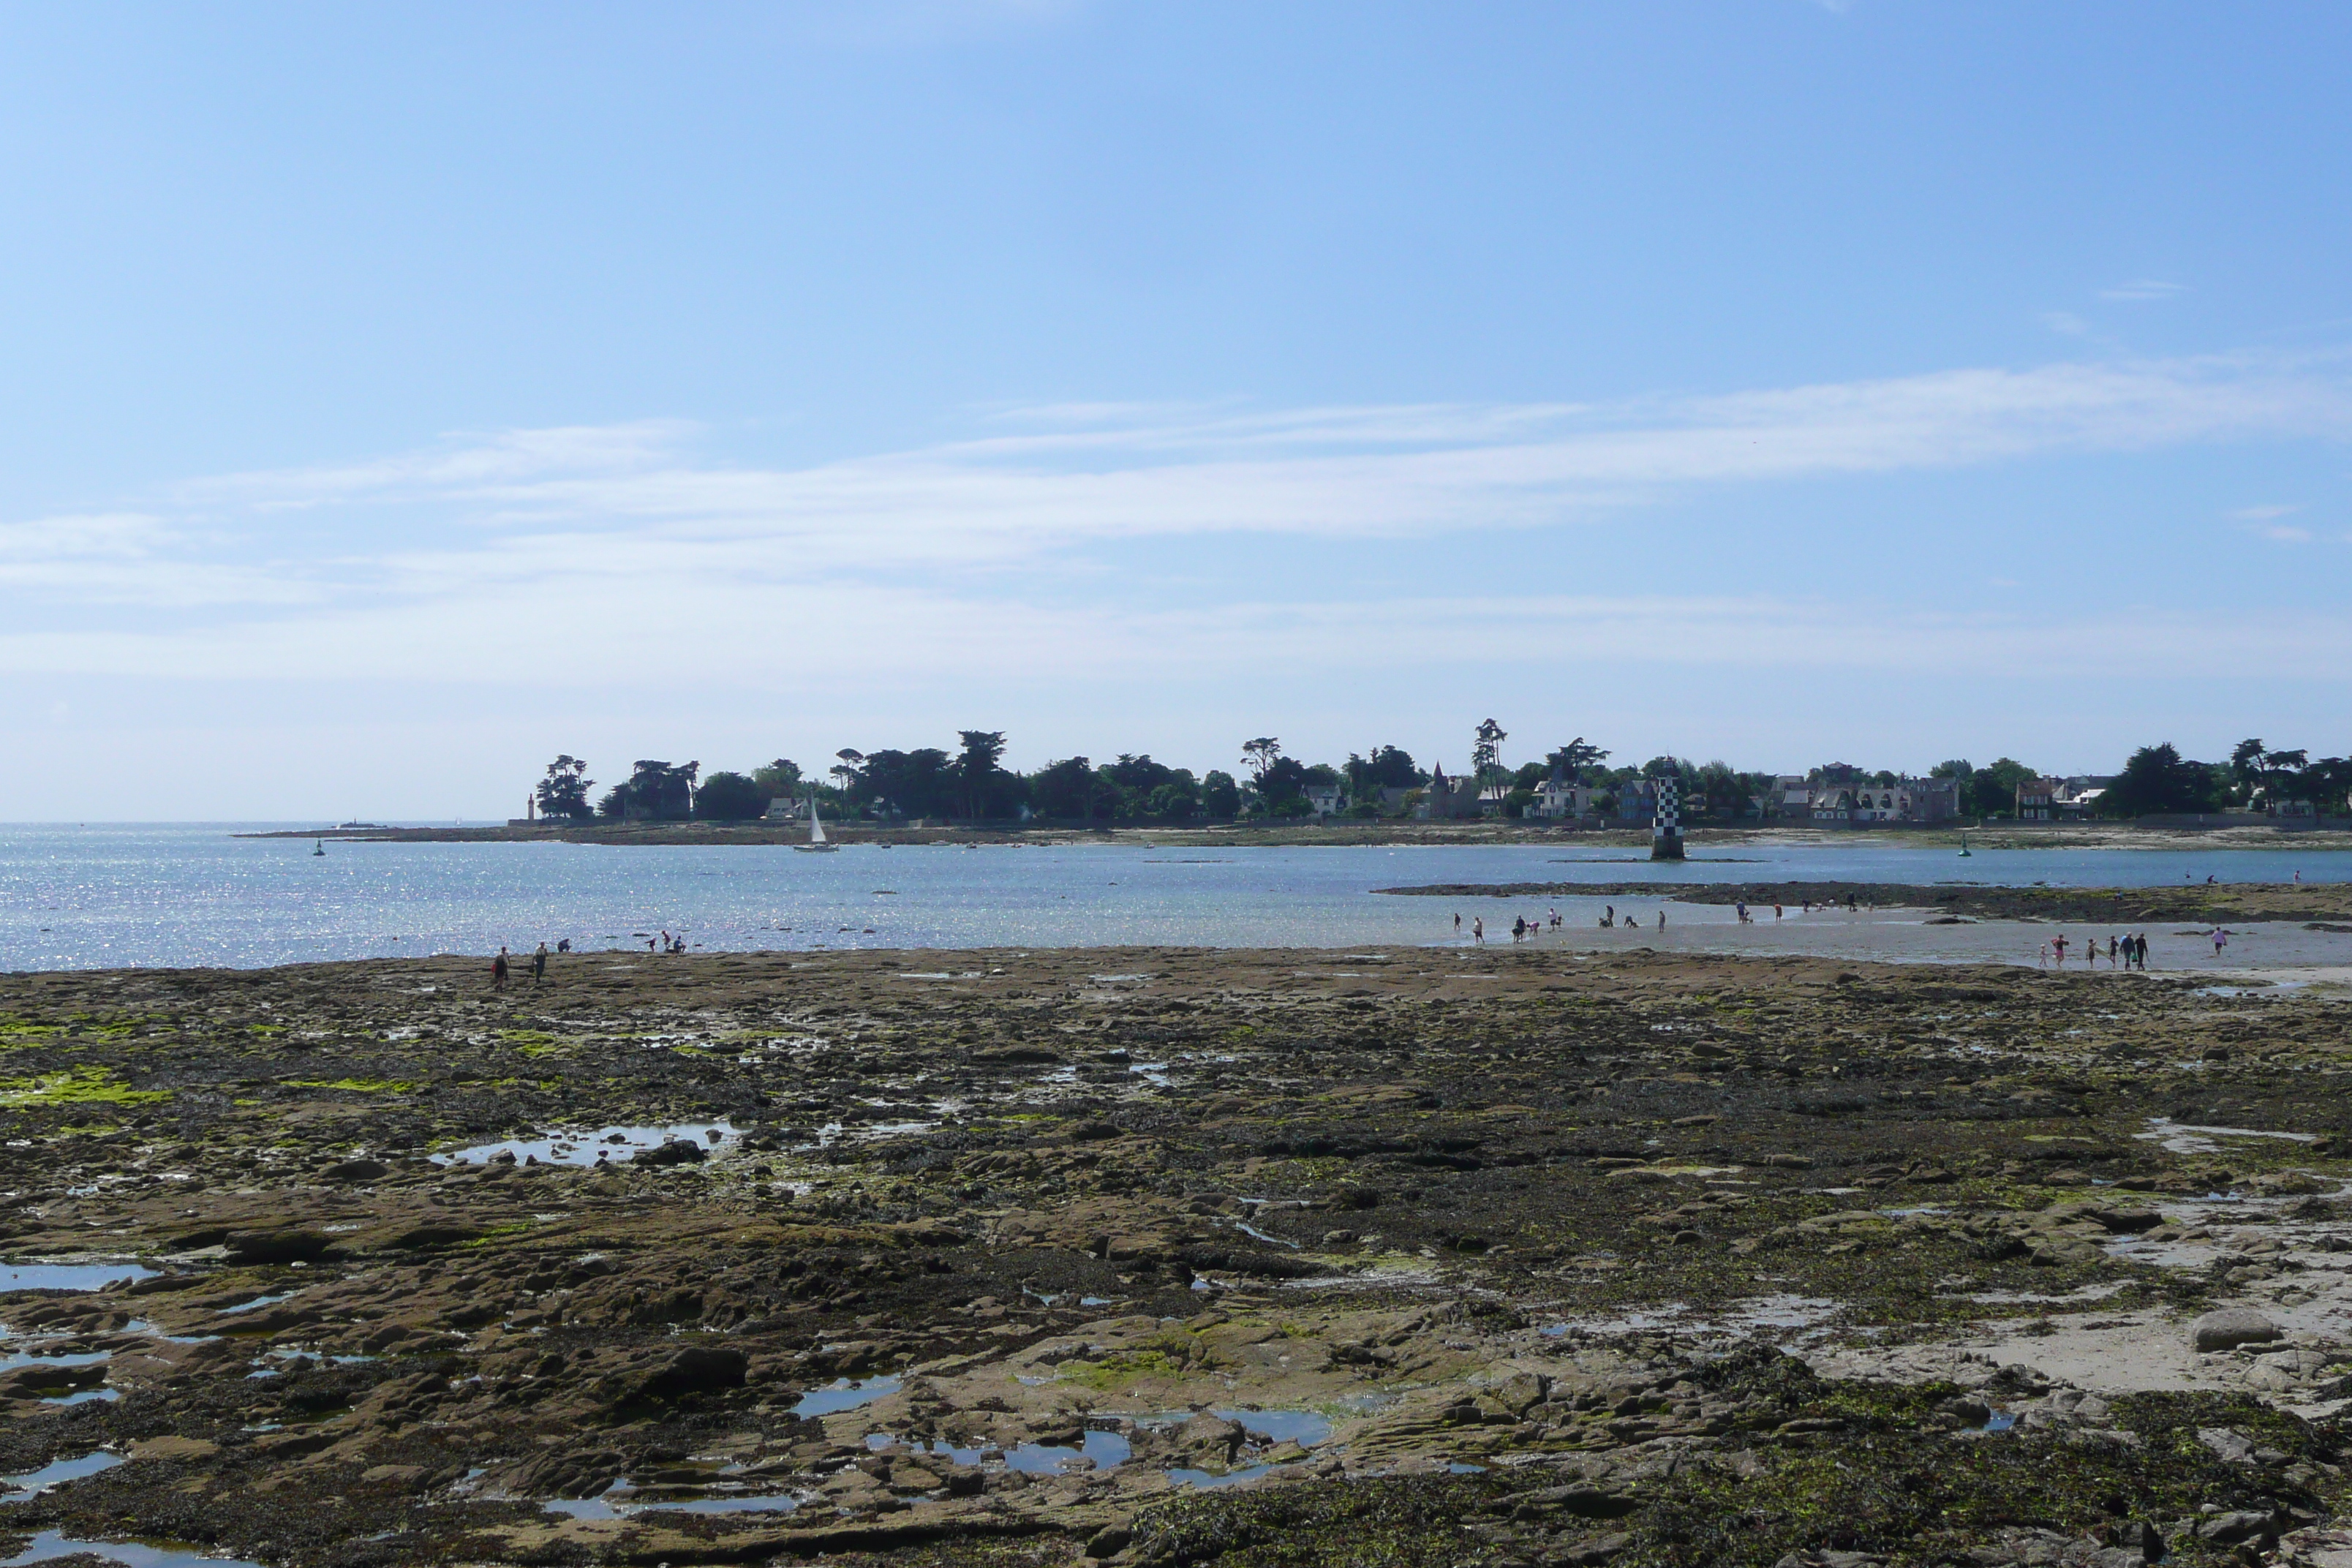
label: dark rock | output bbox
[224,1227,331,1264]
[324,1158,390,1182]
[632,1139,706,1166]
[634,1345,747,1400]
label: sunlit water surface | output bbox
[2,824,2347,972]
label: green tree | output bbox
[1545,737,1610,780]
[1028,756,1101,821]
[855,748,957,817]
[2100,743,2223,817]
[1968,757,2035,819]
[830,749,865,807]
[752,758,804,801]
[534,755,595,821]
[693,771,769,821]
[1345,746,1424,796]
[955,730,1008,819]
[1201,769,1241,819]
[1471,719,1509,801]
[1147,777,1201,819]
[1254,755,1309,810]
[602,760,698,821]
[1240,737,1283,785]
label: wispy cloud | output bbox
[2098,279,2188,303]
[6,350,2350,685]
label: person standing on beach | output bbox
[1454,913,1462,935]
[2212,927,2227,957]
[491,947,510,990]
[2052,933,2068,965]
[2138,932,2151,969]
[2107,935,2119,968]
[1471,916,1483,943]
[1774,903,1784,921]
[532,942,549,984]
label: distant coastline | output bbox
[237,820,2352,851]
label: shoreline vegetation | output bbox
[241,819,2352,851]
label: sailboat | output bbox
[792,796,840,853]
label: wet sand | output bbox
[3,945,2351,1567]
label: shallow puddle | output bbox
[0,1262,156,1293]
[1167,1463,1277,1489]
[2136,1117,2319,1157]
[0,1349,110,1373]
[790,1374,900,1417]
[1,1533,261,1568]
[543,1484,802,1519]
[1214,1407,1332,1447]
[3,1451,123,1493]
[437,1122,737,1166]
[878,1429,1131,1474]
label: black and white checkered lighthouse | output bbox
[1651,775,1684,861]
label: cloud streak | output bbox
[7,350,2351,685]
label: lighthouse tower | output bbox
[1651,775,1684,861]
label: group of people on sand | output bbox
[2040,932,2152,970]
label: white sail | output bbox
[809,797,828,845]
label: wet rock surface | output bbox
[0,946,2348,1566]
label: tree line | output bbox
[527,728,2351,825]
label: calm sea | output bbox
[1,824,2345,973]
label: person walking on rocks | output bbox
[531,942,549,984]
[491,946,510,990]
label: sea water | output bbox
[1,823,2345,972]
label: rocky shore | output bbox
[3,946,2351,1567]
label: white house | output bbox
[1528,775,1596,819]
[1305,783,1348,818]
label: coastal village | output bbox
[519,731,2350,834]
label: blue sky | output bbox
[2,2,2348,818]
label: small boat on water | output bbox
[1957,830,1972,858]
[313,840,326,856]
[793,796,840,853]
